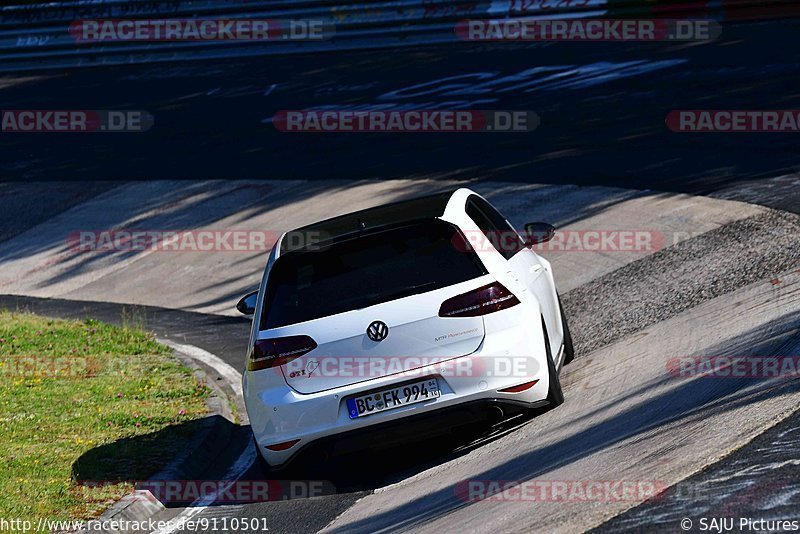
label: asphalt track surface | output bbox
[2,13,800,534]
[2,242,799,533]
[0,19,800,214]
[1,291,798,533]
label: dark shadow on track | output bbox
[330,311,800,533]
[71,416,236,488]
[250,406,556,496]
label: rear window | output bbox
[260,220,487,329]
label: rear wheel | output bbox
[558,294,575,366]
[542,318,564,408]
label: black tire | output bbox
[558,294,575,366]
[542,317,564,408]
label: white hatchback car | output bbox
[237,188,574,470]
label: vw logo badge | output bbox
[367,320,389,342]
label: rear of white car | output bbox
[242,188,567,469]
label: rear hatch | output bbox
[257,219,489,394]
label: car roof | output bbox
[280,190,456,255]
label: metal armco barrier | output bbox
[0,0,797,73]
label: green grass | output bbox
[0,310,210,521]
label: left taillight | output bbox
[248,335,317,371]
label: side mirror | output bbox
[524,222,556,246]
[236,291,259,316]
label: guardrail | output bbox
[0,0,797,73]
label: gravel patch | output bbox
[563,208,800,356]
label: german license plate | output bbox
[346,378,440,419]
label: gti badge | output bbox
[366,320,389,342]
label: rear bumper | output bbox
[262,398,549,470]
[244,306,553,468]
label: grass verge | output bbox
[0,310,210,521]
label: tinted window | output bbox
[466,195,525,260]
[261,220,487,329]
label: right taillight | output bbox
[438,282,520,318]
[248,335,317,371]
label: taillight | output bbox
[248,335,317,371]
[438,282,520,318]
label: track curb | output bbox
[73,342,240,534]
